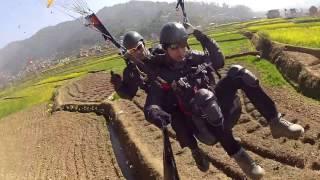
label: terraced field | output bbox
[1,59,320,179]
[45,62,320,179]
[0,104,123,179]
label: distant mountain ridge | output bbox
[0,1,255,75]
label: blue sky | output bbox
[1,0,319,49]
[0,0,129,48]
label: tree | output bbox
[309,6,318,16]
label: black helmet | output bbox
[160,22,188,46]
[123,31,144,49]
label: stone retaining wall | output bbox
[246,32,320,98]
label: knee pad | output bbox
[192,88,214,106]
[190,89,220,145]
[192,115,218,145]
[227,65,259,87]
[191,88,223,127]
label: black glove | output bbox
[110,71,122,90]
[183,22,195,35]
[152,109,172,127]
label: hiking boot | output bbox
[191,148,209,172]
[270,113,304,139]
[232,148,265,180]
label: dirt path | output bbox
[0,104,123,180]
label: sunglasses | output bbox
[167,42,188,49]
[127,41,144,54]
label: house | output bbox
[267,9,281,18]
[287,8,298,18]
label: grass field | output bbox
[259,26,320,48]
[245,17,320,48]
[189,31,255,56]
[0,54,124,119]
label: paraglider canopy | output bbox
[46,0,125,52]
[46,0,92,18]
[47,0,54,8]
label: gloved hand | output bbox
[183,22,195,35]
[153,109,172,127]
[110,71,122,90]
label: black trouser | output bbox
[215,72,278,121]
[171,112,199,150]
[218,94,241,130]
[207,70,279,156]
[207,123,241,156]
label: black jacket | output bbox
[116,62,146,99]
[144,31,225,123]
[115,47,165,99]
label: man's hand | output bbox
[110,71,122,90]
[183,22,195,35]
